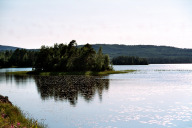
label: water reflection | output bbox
[0,73,33,85]
[34,76,109,106]
[1,66,192,128]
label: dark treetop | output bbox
[112,56,148,65]
[34,40,112,72]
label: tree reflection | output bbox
[34,75,109,106]
[3,74,33,86]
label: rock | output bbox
[0,95,12,105]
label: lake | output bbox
[0,64,192,128]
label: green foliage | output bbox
[0,49,37,68]
[34,40,112,72]
[0,103,46,128]
[112,56,148,65]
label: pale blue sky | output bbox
[0,0,192,48]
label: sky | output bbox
[0,0,192,49]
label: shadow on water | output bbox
[34,75,109,106]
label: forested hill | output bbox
[89,44,192,63]
[1,44,192,64]
[1,44,192,58]
[0,45,37,51]
[89,44,191,58]
[0,45,20,51]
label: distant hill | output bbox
[0,45,38,51]
[90,44,192,63]
[0,45,21,51]
[90,44,192,58]
[1,44,192,63]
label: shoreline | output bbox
[6,70,136,76]
[0,95,46,128]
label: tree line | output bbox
[4,40,191,69]
[90,44,192,63]
[0,49,36,68]
[112,56,148,65]
[1,43,192,65]
[0,40,112,71]
[147,57,192,64]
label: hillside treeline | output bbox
[0,41,112,71]
[1,43,192,67]
[34,40,112,71]
[112,56,148,65]
[147,57,192,64]
[91,44,192,63]
[0,49,36,68]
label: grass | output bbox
[5,71,29,76]
[6,70,136,76]
[0,102,46,128]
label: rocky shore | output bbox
[0,94,12,104]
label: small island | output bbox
[34,40,112,72]
[4,40,136,76]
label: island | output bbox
[5,40,136,76]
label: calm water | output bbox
[0,64,192,128]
